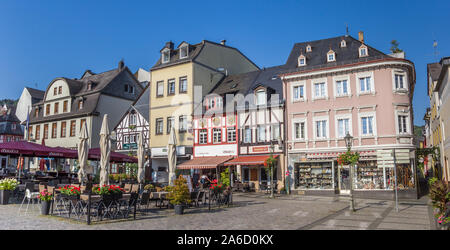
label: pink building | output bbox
[280,33,417,198]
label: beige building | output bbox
[149,40,259,182]
[434,57,450,182]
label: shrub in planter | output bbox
[0,178,19,205]
[38,189,53,215]
[167,176,191,214]
[59,185,81,200]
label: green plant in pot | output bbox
[0,178,18,205]
[167,176,191,215]
[38,189,53,215]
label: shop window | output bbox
[295,162,332,189]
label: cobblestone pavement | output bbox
[0,193,432,230]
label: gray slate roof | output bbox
[0,106,24,136]
[25,87,45,104]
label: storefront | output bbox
[289,149,417,199]
[176,156,234,188]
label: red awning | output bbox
[177,156,233,170]
[0,141,76,158]
[224,155,279,166]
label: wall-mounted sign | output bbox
[251,146,269,153]
[194,144,237,157]
[123,143,137,150]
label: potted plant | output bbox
[59,185,81,200]
[144,184,156,192]
[167,176,191,215]
[0,178,19,205]
[209,179,225,194]
[38,189,53,215]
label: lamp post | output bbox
[269,140,275,198]
[344,132,355,212]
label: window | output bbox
[398,115,408,134]
[61,122,66,138]
[63,101,68,113]
[227,127,236,142]
[361,116,374,135]
[306,45,312,52]
[315,120,327,139]
[155,118,163,135]
[167,117,174,134]
[257,125,266,142]
[179,77,188,93]
[129,113,137,125]
[78,100,83,110]
[53,87,57,95]
[35,108,39,117]
[213,128,222,144]
[298,55,306,66]
[314,82,326,98]
[336,80,349,97]
[179,116,187,132]
[293,85,304,101]
[130,134,136,143]
[180,45,188,59]
[80,119,86,131]
[244,127,251,143]
[58,86,62,94]
[28,125,32,138]
[337,118,350,138]
[124,84,129,92]
[46,104,50,115]
[129,85,134,94]
[51,123,57,138]
[256,89,266,105]
[327,51,335,62]
[271,124,280,140]
[54,102,59,114]
[359,77,372,93]
[124,135,129,144]
[168,79,175,95]
[35,125,40,140]
[199,129,207,144]
[70,121,76,137]
[43,124,49,139]
[157,81,164,97]
[162,50,170,63]
[359,46,368,57]
[395,74,405,89]
[341,40,346,48]
[294,121,305,140]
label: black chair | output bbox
[138,191,150,214]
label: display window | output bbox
[295,162,333,189]
[354,161,414,190]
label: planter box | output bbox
[41,200,52,215]
[0,190,11,205]
[174,204,184,215]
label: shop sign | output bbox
[252,146,269,153]
[123,143,137,150]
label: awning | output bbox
[177,156,233,170]
[307,150,376,159]
[224,154,279,166]
[0,141,76,158]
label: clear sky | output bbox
[1,0,449,125]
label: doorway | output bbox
[339,165,350,195]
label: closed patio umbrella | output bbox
[168,127,177,186]
[77,121,89,184]
[99,114,110,186]
[137,131,145,188]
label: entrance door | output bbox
[0,157,6,169]
[339,166,350,195]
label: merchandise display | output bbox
[295,162,333,189]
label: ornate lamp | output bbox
[344,132,353,152]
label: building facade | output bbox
[281,33,417,198]
[0,105,24,170]
[149,40,259,182]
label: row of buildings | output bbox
[4,31,419,199]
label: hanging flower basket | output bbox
[337,151,360,166]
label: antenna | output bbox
[345,23,349,37]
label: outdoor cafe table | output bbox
[150,191,169,208]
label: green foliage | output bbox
[220,168,230,187]
[428,177,438,186]
[144,184,155,190]
[390,40,403,53]
[0,178,18,190]
[38,189,53,201]
[264,155,278,177]
[337,151,360,166]
[429,180,450,213]
[167,176,191,205]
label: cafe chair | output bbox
[18,183,40,215]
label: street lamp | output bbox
[344,132,355,212]
[269,140,275,198]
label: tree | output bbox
[390,40,403,53]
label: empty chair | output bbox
[18,182,40,215]
[138,192,151,214]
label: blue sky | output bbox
[0,0,449,126]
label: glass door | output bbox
[339,165,350,194]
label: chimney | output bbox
[358,31,364,43]
[118,59,125,70]
[220,40,226,45]
[165,41,174,50]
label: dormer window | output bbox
[78,100,83,110]
[161,49,170,63]
[256,89,266,106]
[179,45,188,59]
[359,45,368,57]
[306,45,312,52]
[327,50,336,62]
[87,83,92,91]
[341,40,346,48]
[298,55,306,66]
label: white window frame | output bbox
[157,81,164,97]
[213,128,222,144]
[199,129,207,144]
[311,78,328,100]
[335,114,352,139]
[168,79,175,95]
[292,118,307,141]
[156,118,163,135]
[341,40,346,48]
[257,125,266,142]
[244,127,251,143]
[124,135,129,144]
[306,45,312,52]
[333,75,351,98]
[161,48,170,63]
[359,45,368,57]
[392,70,408,92]
[313,116,329,140]
[179,76,188,93]
[356,71,375,96]
[271,124,280,141]
[358,112,377,137]
[227,127,236,142]
[291,81,306,102]
[298,55,306,66]
[256,89,266,106]
[327,51,335,62]
[395,110,411,135]
[179,45,188,59]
